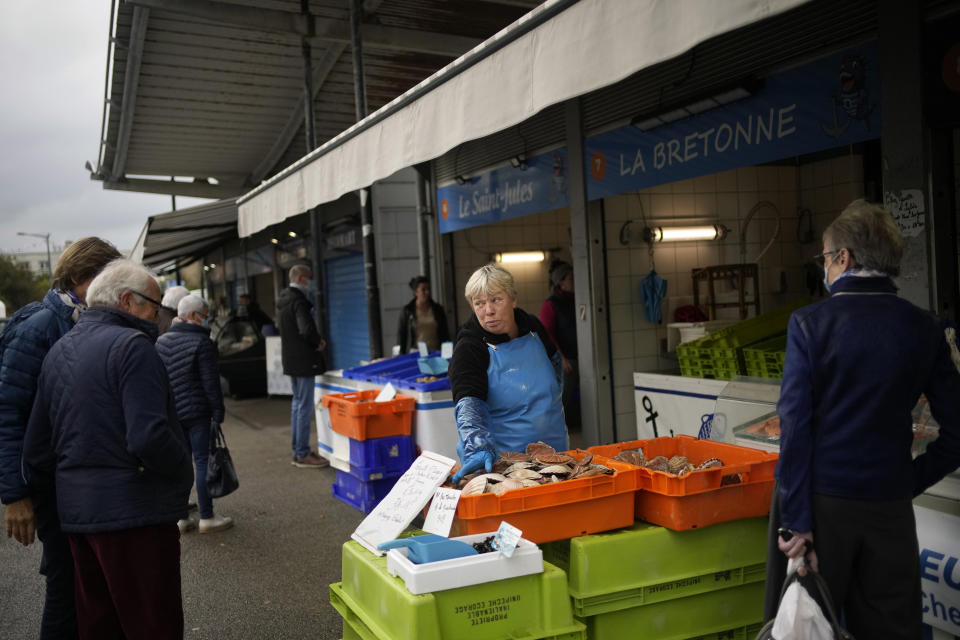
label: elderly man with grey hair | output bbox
[157,294,232,535]
[277,264,328,468]
[23,258,193,639]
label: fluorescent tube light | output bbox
[645,225,728,242]
[494,251,546,263]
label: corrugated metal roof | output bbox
[94,0,540,199]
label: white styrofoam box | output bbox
[265,336,292,395]
[385,532,543,595]
[408,390,457,461]
[314,373,377,459]
[633,372,728,439]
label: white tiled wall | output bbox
[444,154,865,437]
[451,207,571,327]
[606,155,865,433]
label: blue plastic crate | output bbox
[385,369,451,392]
[341,352,420,382]
[341,435,416,481]
[333,472,400,513]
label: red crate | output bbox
[321,390,415,440]
[450,452,640,544]
[586,436,778,531]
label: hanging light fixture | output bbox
[643,224,729,243]
[494,251,545,263]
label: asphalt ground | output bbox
[0,396,365,640]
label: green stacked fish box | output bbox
[331,540,586,640]
[741,335,787,379]
[676,300,807,380]
[540,517,768,640]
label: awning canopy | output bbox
[237,0,812,237]
[131,198,238,270]
[92,0,537,201]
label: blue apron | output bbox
[485,332,568,453]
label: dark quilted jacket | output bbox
[23,307,193,533]
[156,322,225,424]
[0,290,74,504]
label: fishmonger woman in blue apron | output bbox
[449,263,568,482]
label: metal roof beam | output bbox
[103,177,240,199]
[125,0,481,57]
[247,0,387,187]
[110,6,149,181]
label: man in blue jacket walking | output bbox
[24,259,193,640]
[157,293,233,534]
[0,237,120,639]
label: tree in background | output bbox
[0,255,49,315]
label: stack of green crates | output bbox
[331,540,586,640]
[541,517,769,640]
[676,300,807,380]
[742,335,787,379]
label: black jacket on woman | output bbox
[396,299,450,353]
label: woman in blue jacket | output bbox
[448,263,567,482]
[775,200,960,638]
[0,237,120,639]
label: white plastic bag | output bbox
[770,559,834,640]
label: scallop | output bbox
[507,468,543,480]
[538,464,572,475]
[535,453,576,466]
[667,455,689,474]
[519,479,541,488]
[612,449,645,466]
[645,455,669,472]
[499,451,529,463]
[487,478,524,494]
[526,442,556,457]
[697,457,724,470]
[503,461,535,475]
[460,476,488,496]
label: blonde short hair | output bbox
[825,199,903,276]
[464,263,517,303]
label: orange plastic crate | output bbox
[586,436,778,531]
[450,452,640,544]
[321,390,415,440]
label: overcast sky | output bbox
[0,3,211,256]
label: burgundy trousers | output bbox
[68,524,183,640]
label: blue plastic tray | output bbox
[340,435,416,481]
[332,472,401,513]
[342,352,420,382]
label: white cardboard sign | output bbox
[352,451,456,555]
[422,487,461,537]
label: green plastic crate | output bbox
[676,300,807,359]
[336,540,585,640]
[332,583,586,640]
[578,581,765,640]
[540,518,768,618]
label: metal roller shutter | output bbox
[325,253,370,370]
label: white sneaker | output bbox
[199,515,234,534]
[177,518,197,534]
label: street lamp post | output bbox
[17,232,52,283]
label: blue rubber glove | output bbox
[452,443,494,483]
[453,396,496,483]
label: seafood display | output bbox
[611,447,731,480]
[453,442,615,494]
